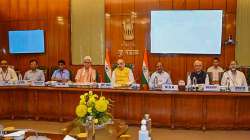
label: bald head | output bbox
[229,60,237,72]
[193,60,203,72]
[156,62,163,73]
[117,59,125,70]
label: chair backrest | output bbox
[119,134,131,140]
[207,72,224,84]
[247,68,250,85]
[50,66,59,80]
[95,71,102,83]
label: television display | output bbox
[8,30,45,54]
[150,10,223,54]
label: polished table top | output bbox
[0,86,250,96]
[2,119,128,140]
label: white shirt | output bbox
[148,71,172,89]
[0,67,18,82]
[111,68,135,87]
[207,66,224,82]
[221,70,247,87]
[24,69,45,81]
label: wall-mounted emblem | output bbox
[122,18,134,41]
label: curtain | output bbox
[71,0,105,65]
[236,0,250,66]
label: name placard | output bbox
[31,81,45,87]
[204,85,220,92]
[230,86,248,92]
[54,83,69,87]
[98,83,113,89]
[162,84,178,91]
[130,84,140,90]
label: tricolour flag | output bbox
[141,48,149,84]
[104,48,112,83]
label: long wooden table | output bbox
[0,86,250,130]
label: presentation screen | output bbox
[150,10,223,54]
[8,30,45,54]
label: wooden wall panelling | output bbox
[206,96,235,129]
[110,16,123,64]
[134,14,148,83]
[0,90,12,119]
[213,0,226,10]
[161,55,186,83]
[9,0,19,20]
[144,94,172,127]
[0,0,237,83]
[12,89,28,118]
[27,0,38,20]
[61,91,81,120]
[224,13,236,66]
[127,93,144,124]
[121,0,135,79]
[173,0,186,9]
[200,0,213,9]
[109,92,128,121]
[26,89,38,119]
[159,0,173,10]
[37,0,48,18]
[186,0,199,10]
[0,22,9,60]
[36,90,61,120]
[226,0,237,13]
[0,0,10,21]
[173,95,203,128]
[18,0,28,20]
[236,97,250,128]
[2,87,250,129]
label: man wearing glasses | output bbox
[221,60,247,87]
[75,56,96,83]
[0,60,18,82]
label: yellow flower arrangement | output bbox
[75,91,112,125]
[75,105,87,117]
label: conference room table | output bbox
[0,86,250,130]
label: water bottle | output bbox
[18,73,23,81]
[139,119,149,140]
[154,77,158,89]
[86,116,95,140]
[144,114,152,138]
[226,77,230,91]
[0,124,3,138]
[192,77,197,91]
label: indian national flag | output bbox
[141,48,149,84]
[104,48,112,83]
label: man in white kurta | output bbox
[207,57,224,83]
[149,62,172,89]
[0,60,18,82]
[221,61,247,87]
[75,56,97,83]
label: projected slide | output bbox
[150,10,223,54]
[8,30,45,54]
